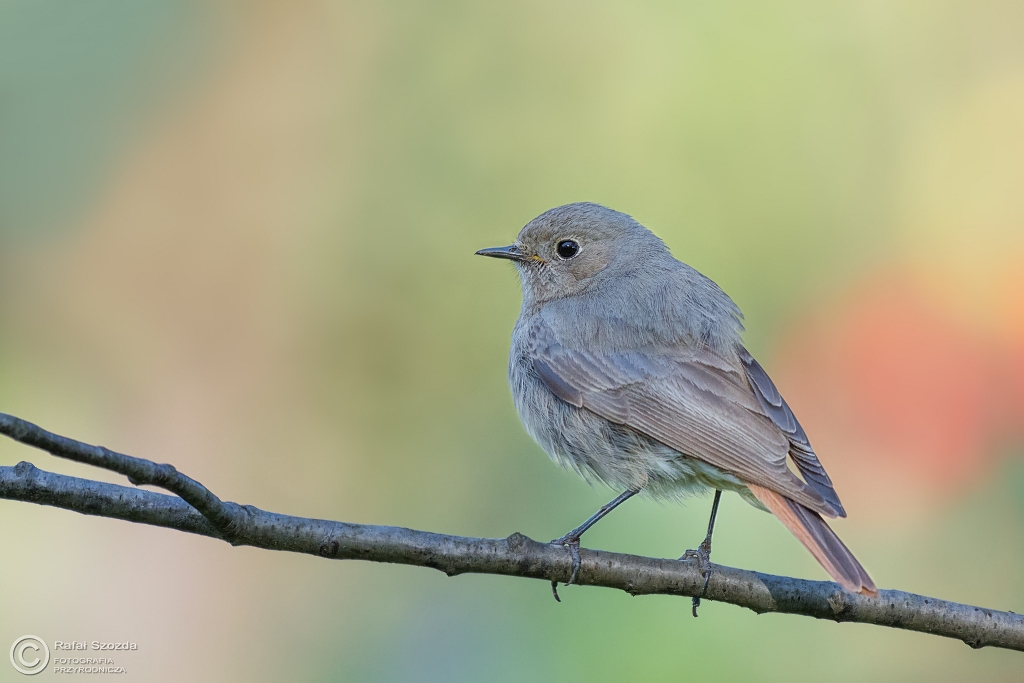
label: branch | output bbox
[2,412,1022,652]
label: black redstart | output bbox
[477,203,876,606]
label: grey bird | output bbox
[477,202,877,606]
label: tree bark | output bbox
[2,412,1021,652]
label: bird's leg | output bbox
[680,489,722,617]
[549,488,639,601]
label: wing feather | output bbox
[528,321,839,516]
[739,348,845,516]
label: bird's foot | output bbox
[679,536,714,617]
[549,534,582,602]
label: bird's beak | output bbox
[475,244,530,262]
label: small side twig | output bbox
[0,412,248,541]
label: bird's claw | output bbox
[549,535,582,601]
[680,539,713,581]
[680,537,714,617]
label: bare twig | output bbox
[1,412,1022,652]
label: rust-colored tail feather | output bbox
[748,484,878,597]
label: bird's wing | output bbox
[739,348,845,516]
[527,321,838,517]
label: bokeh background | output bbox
[2,1,1024,680]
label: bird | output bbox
[476,202,877,608]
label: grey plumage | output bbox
[480,202,875,595]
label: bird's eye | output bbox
[556,240,579,259]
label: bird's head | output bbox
[476,203,670,306]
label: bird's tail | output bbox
[748,484,878,597]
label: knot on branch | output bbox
[13,460,38,478]
[126,461,178,487]
[828,590,850,620]
[506,532,528,551]
[318,539,341,558]
[212,502,252,545]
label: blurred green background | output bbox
[2,0,1024,680]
